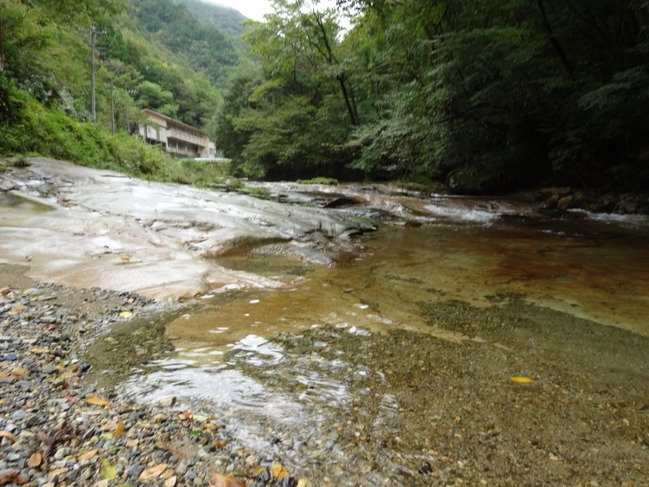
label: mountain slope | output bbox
[130,0,239,87]
[174,0,247,37]
[0,0,242,173]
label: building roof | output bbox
[141,109,208,137]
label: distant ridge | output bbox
[174,0,247,37]
[132,0,241,86]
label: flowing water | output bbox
[110,191,649,485]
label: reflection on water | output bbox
[120,195,649,483]
[0,192,55,212]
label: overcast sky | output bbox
[204,0,273,22]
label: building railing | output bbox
[167,147,200,157]
[167,128,209,148]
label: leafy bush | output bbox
[0,77,169,177]
[296,177,338,185]
[159,158,231,186]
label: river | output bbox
[2,160,648,485]
[120,189,649,485]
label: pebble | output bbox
[42,364,58,374]
[11,410,26,422]
[24,415,39,427]
[159,396,177,407]
[0,281,280,486]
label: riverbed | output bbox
[117,207,649,485]
[2,159,649,485]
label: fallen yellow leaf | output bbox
[511,376,535,384]
[29,347,50,354]
[77,449,99,462]
[10,367,30,379]
[119,311,133,318]
[271,463,290,480]
[27,451,43,468]
[9,305,25,315]
[114,422,125,438]
[0,471,27,485]
[139,463,167,481]
[209,473,246,487]
[162,469,176,481]
[48,467,68,477]
[86,394,111,407]
[177,412,193,421]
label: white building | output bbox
[135,109,214,158]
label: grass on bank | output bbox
[1,80,450,194]
[0,78,232,187]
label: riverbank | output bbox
[5,265,648,486]
[535,186,649,215]
[2,159,649,486]
[0,267,305,487]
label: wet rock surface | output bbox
[216,297,649,486]
[536,186,649,215]
[0,159,375,300]
[2,159,649,486]
[0,272,303,486]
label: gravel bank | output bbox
[0,267,305,487]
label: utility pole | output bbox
[0,11,5,73]
[110,80,116,134]
[86,25,106,122]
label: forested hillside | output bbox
[132,0,240,86]
[175,0,246,38]
[0,0,242,175]
[217,0,649,193]
[2,0,648,196]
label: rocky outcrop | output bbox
[537,187,649,215]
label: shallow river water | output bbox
[106,191,649,485]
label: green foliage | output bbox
[217,1,360,180]
[0,0,234,188]
[136,80,178,116]
[345,0,649,191]
[175,0,246,38]
[0,76,167,177]
[213,63,262,162]
[296,177,338,185]
[0,1,56,87]
[8,155,30,168]
[30,0,127,26]
[220,0,649,191]
[159,158,230,186]
[131,0,238,86]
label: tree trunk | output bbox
[314,13,360,125]
[536,0,574,74]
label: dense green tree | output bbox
[131,0,238,86]
[213,63,261,163]
[29,0,127,26]
[135,80,177,116]
[222,0,649,190]
[343,0,649,190]
[217,0,360,179]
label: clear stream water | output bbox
[4,163,647,482]
[113,192,649,484]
